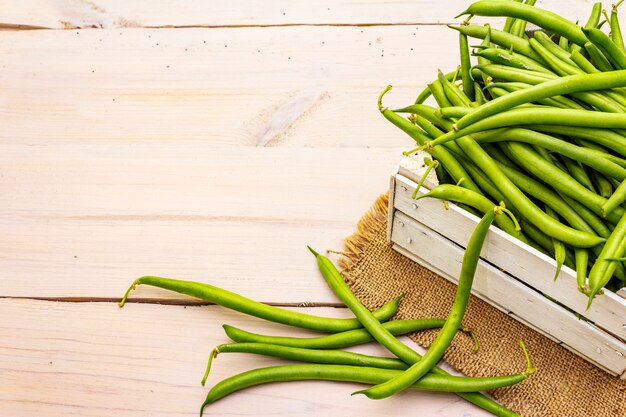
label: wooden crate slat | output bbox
[394,173,626,342]
[390,210,626,376]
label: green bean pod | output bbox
[356,208,501,399]
[448,24,544,62]
[223,319,466,350]
[200,360,534,414]
[588,212,626,305]
[582,27,626,70]
[601,178,626,218]
[118,276,401,333]
[453,70,626,130]
[459,1,588,46]
[611,2,625,51]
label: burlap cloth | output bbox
[338,193,626,417]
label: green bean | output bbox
[355,208,502,400]
[502,141,623,223]
[439,106,472,119]
[559,35,569,51]
[448,24,544,62]
[575,248,589,292]
[458,1,588,46]
[486,81,585,109]
[452,70,626,131]
[586,2,604,30]
[583,27,626,70]
[410,157,438,199]
[204,343,408,384]
[560,155,596,192]
[611,1,625,51]
[118,276,400,333]
[532,125,626,157]
[459,34,475,101]
[307,247,517,416]
[429,79,454,108]
[379,88,481,194]
[601,178,626,218]
[200,353,535,413]
[502,0,523,33]
[559,194,612,238]
[415,70,458,104]
[591,171,615,199]
[472,128,626,181]
[475,63,553,84]
[569,49,600,73]
[475,81,489,105]
[545,206,565,281]
[489,157,602,238]
[533,31,576,66]
[414,183,524,241]
[223,318,477,350]
[509,0,534,38]
[309,245,426,362]
[474,47,554,74]
[529,38,581,76]
[520,218,557,255]
[588,211,626,305]
[438,69,472,107]
[429,107,626,150]
[585,41,614,71]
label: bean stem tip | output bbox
[307,246,321,257]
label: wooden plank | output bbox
[390,212,626,376]
[0,146,400,301]
[0,26,457,146]
[0,1,596,29]
[393,173,626,342]
[0,299,493,417]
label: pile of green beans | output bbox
[385,0,626,306]
[119,241,533,416]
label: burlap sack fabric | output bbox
[338,194,626,417]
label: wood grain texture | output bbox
[0,26,456,146]
[0,299,493,417]
[1,0,597,29]
[1,146,401,300]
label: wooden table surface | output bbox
[0,1,596,416]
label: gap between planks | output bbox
[0,296,345,307]
[0,22,457,31]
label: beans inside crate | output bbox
[388,154,626,378]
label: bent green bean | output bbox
[356,207,501,399]
[307,247,515,416]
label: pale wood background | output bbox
[0,1,605,416]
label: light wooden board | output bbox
[0,1,595,29]
[390,212,626,376]
[0,146,400,301]
[0,26,458,146]
[0,299,494,417]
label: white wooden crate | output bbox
[388,154,626,378]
